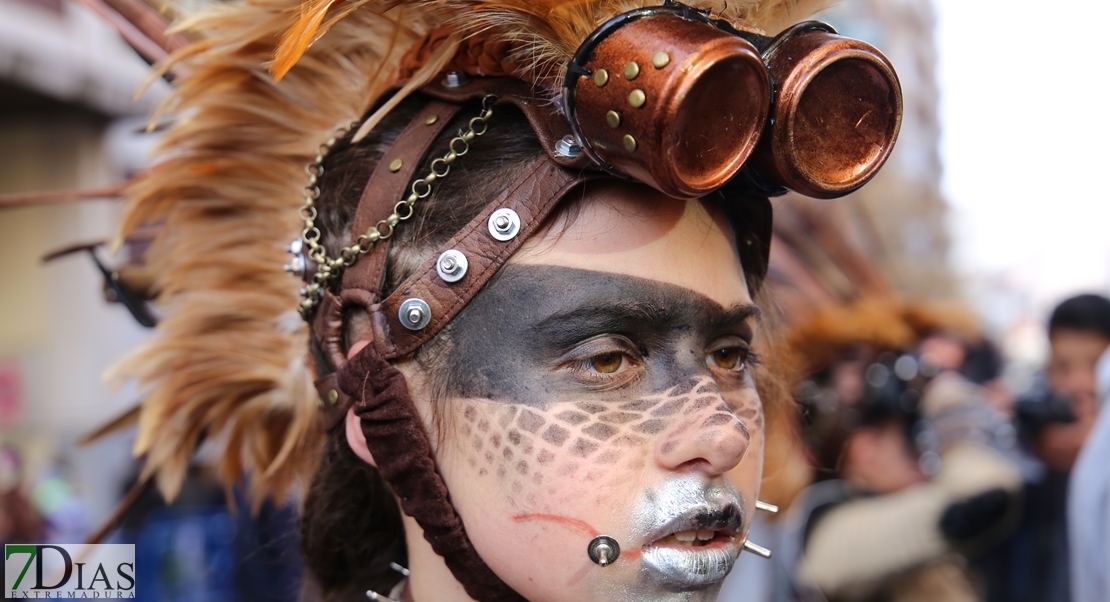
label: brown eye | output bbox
[591,352,624,374]
[708,348,745,372]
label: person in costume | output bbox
[108,0,903,599]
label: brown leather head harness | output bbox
[299,3,902,598]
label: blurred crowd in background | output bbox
[718,293,1110,602]
[2,0,1109,600]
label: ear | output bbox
[345,406,377,467]
[348,340,370,359]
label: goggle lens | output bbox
[755,23,902,198]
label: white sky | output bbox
[934,0,1110,329]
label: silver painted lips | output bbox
[641,541,740,589]
[641,503,744,546]
[631,476,746,591]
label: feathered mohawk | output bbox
[115,0,832,505]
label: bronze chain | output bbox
[296,95,497,318]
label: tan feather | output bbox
[78,404,141,446]
[744,0,835,36]
[441,0,835,91]
[272,0,343,81]
[352,30,459,141]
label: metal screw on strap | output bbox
[398,298,432,330]
[488,208,520,241]
[284,238,306,276]
[443,71,470,88]
[436,249,468,283]
[555,135,581,158]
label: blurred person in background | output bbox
[791,353,1020,602]
[1069,345,1110,602]
[1026,294,1110,472]
[978,293,1110,602]
[112,461,304,602]
[720,299,924,602]
[31,456,92,544]
[729,300,1022,602]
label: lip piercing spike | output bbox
[366,591,396,601]
[756,500,779,514]
[389,562,411,577]
[587,535,621,567]
[742,539,772,559]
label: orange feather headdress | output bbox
[114,0,833,505]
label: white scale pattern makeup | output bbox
[454,376,757,506]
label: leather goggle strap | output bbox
[420,77,592,171]
[366,155,603,360]
[341,100,464,297]
[313,100,461,423]
[313,288,349,425]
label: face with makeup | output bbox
[393,182,764,601]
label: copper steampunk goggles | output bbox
[563,1,903,199]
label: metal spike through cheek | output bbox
[588,535,621,566]
[756,500,778,514]
[742,539,772,559]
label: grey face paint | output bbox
[434,265,762,601]
[441,264,758,407]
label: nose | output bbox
[654,378,752,476]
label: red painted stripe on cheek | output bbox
[511,513,599,537]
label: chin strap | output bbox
[339,342,527,601]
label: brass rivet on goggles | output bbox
[565,4,771,198]
[563,2,903,200]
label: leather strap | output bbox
[341,100,464,296]
[316,90,593,423]
[314,100,461,425]
[328,80,598,365]
[313,372,350,427]
[333,156,599,601]
[367,155,604,360]
[339,343,527,602]
[421,77,593,171]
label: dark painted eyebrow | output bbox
[533,301,665,345]
[717,303,761,325]
[532,300,760,349]
[711,303,761,341]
